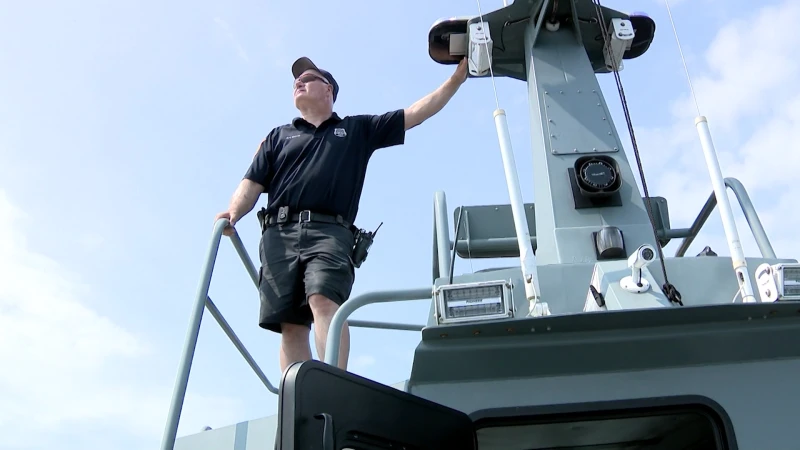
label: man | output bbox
[214,55,468,373]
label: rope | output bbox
[592,0,683,306]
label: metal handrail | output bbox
[675,177,776,258]
[160,219,425,450]
[160,219,269,450]
[324,287,433,367]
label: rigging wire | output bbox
[474,0,501,110]
[591,0,684,306]
[664,0,701,116]
[472,0,541,302]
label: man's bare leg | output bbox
[308,294,349,370]
[279,323,312,373]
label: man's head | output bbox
[291,57,339,112]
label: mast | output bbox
[429,0,680,307]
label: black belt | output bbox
[265,209,351,229]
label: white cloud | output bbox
[630,0,800,258]
[0,189,243,449]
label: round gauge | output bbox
[580,160,617,189]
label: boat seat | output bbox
[452,197,671,259]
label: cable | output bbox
[664,0,701,116]
[474,0,501,110]
[591,0,684,306]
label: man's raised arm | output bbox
[404,58,468,131]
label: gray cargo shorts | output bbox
[257,221,356,333]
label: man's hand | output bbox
[214,211,239,236]
[213,179,265,237]
[452,57,467,85]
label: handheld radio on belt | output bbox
[351,222,382,268]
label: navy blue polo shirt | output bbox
[243,109,405,225]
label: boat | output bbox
[159,0,800,448]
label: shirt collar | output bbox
[292,112,342,129]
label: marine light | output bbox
[604,18,634,71]
[755,263,800,302]
[434,280,515,325]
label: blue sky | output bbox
[2,0,800,448]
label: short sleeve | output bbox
[243,131,275,192]
[365,109,405,152]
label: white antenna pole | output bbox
[471,0,546,315]
[664,0,756,302]
[695,116,756,302]
[494,108,545,312]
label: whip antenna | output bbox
[663,0,756,302]
[471,0,547,316]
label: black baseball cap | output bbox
[291,56,339,102]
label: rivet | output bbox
[560,90,564,94]
[614,147,618,150]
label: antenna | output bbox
[471,0,546,316]
[663,0,756,303]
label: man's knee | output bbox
[281,322,310,340]
[308,294,339,319]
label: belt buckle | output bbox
[299,210,312,223]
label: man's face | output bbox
[293,69,331,108]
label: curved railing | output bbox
[324,287,433,367]
[159,218,426,450]
[674,177,776,258]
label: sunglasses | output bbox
[295,73,329,86]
